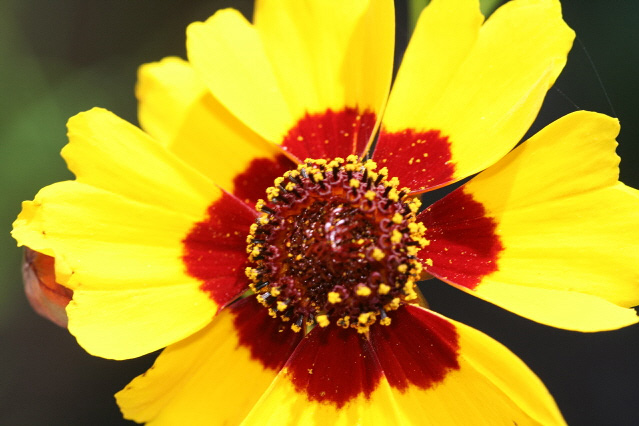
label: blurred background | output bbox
[1,0,637,424]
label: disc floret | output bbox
[245,155,428,333]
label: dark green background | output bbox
[1,1,637,424]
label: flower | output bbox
[11,0,639,424]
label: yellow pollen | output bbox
[274,177,285,186]
[327,291,342,304]
[408,199,421,213]
[276,301,288,312]
[407,246,420,256]
[397,264,408,273]
[245,267,258,280]
[271,287,281,297]
[349,178,360,188]
[365,190,376,201]
[285,182,296,191]
[356,325,370,334]
[404,286,418,301]
[380,317,392,326]
[266,187,280,200]
[312,172,324,183]
[388,297,401,310]
[392,213,403,224]
[316,315,330,327]
[371,248,385,261]
[331,157,344,166]
[378,166,388,176]
[337,316,351,328]
[378,283,391,295]
[258,214,269,225]
[358,312,374,324]
[425,258,434,266]
[364,160,378,171]
[356,285,372,297]
[291,323,302,332]
[391,229,403,244]
[388,188,399,202]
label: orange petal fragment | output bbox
[22,247,72,328]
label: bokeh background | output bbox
[1,0,638,424]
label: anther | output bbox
[291,316,304,333]
[254,281,269,291]
[379,309,391,326]
[316,315,330,327]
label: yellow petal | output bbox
[420,111,639,331]
[240,325,402,425]
[380,0,575,190]
[471,283,639,331]
[186,9,294,143]
[255,0,393,124]
[117,297,303,424]
[69,284,216,360]
[63,107,217,216]
[244,305,565,425]
[383,0,483,132]
[370,305,566,425]
[187,2,394,159]
[168,85,294,206]
[12,181,219,359]
[136,57,207,145]
[136,57,296,205]
[11,108,261,358]
[13,181,204,290]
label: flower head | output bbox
[12,0,639,424]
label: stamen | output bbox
[245,157,427,333]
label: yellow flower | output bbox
[11,0,639,424]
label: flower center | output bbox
[245,155,428,333]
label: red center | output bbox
[246,157,426,332]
